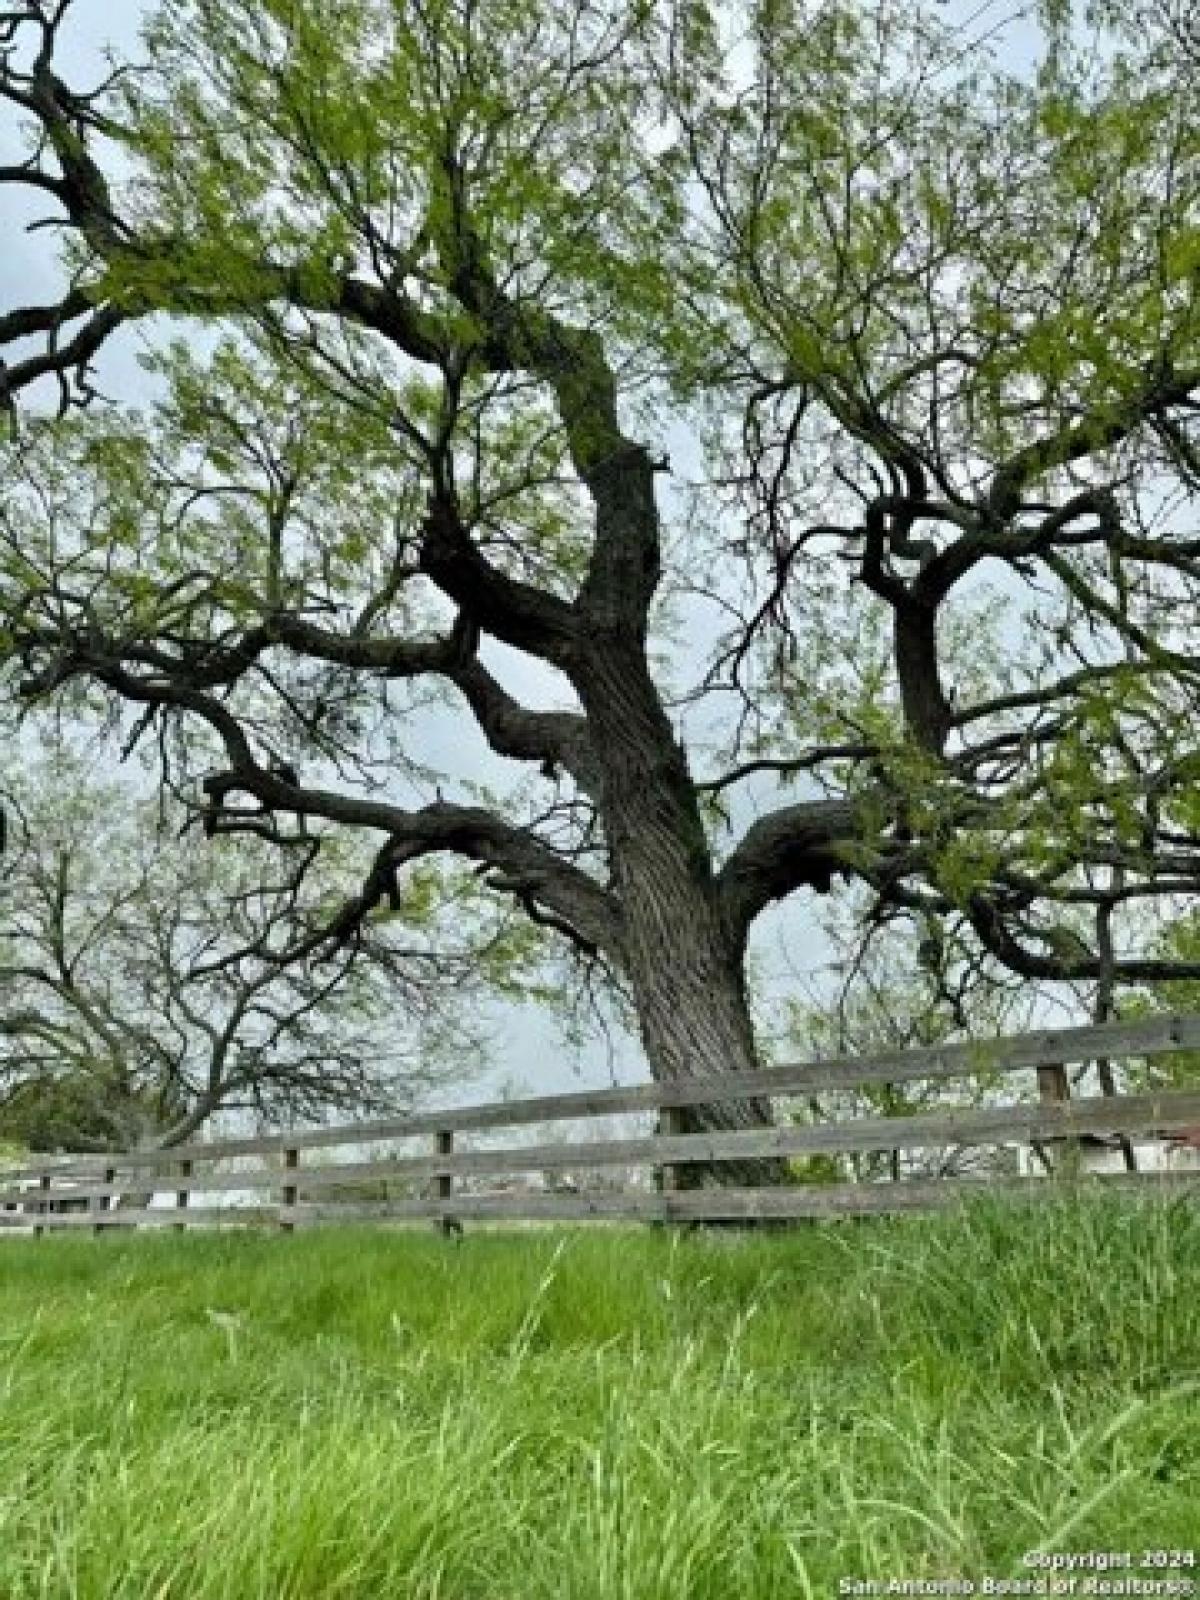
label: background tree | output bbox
[774,881,1042,1184]
[1,0,1199,1186]
[0,737,537,1152]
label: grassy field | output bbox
[1,1194,1199,1598]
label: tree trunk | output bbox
[577,645,790,1189]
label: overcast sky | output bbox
[0,1,1053,1112]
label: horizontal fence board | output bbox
[298,1192,665,1223]
[7,1086,1200,1209]
[0,1167,308,1207]
[5,1175,1200,1234]
[658,1170,1200,1220]
[294,1168,1200,1225]
[0,1171,315,1207]
[2,1169,1197,1233]
[3,1013,1199,1184]
[0,1160,116,1186]
[0,1207,276,1232]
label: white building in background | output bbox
[1015,1136,1200,1178]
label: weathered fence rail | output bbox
[5,1012,1200,1233]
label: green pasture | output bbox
[1,1194,1197,1598]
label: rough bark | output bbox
[576,642,791,1188]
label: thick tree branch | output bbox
[448,657,597,791]
[966,893,1200,983]
[717,797,867,945]
[267,609,596,785]
[18,632,623,959]
[421,150,662,639]
[417,490,580,665]
[280,810,620,963]
[987,367,1200,521]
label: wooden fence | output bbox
[4,1012,1200,1234]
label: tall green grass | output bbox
[1,1193,1198,1598]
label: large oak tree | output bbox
[2,0,1199,1182]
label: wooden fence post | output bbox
[435,1129,461,1237]
[93,1166,116,1235]
[280,1148,299,1233]
[655,1106,685,1219]
[174,1159,193,1233]
[33,1172,50,1239]
[884,1080,901,1182]
[1037,1061,1070,1104]
[1033,1061,1079,1175]
[1094,1049,1138,1173]
[660,1106,685,1191]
